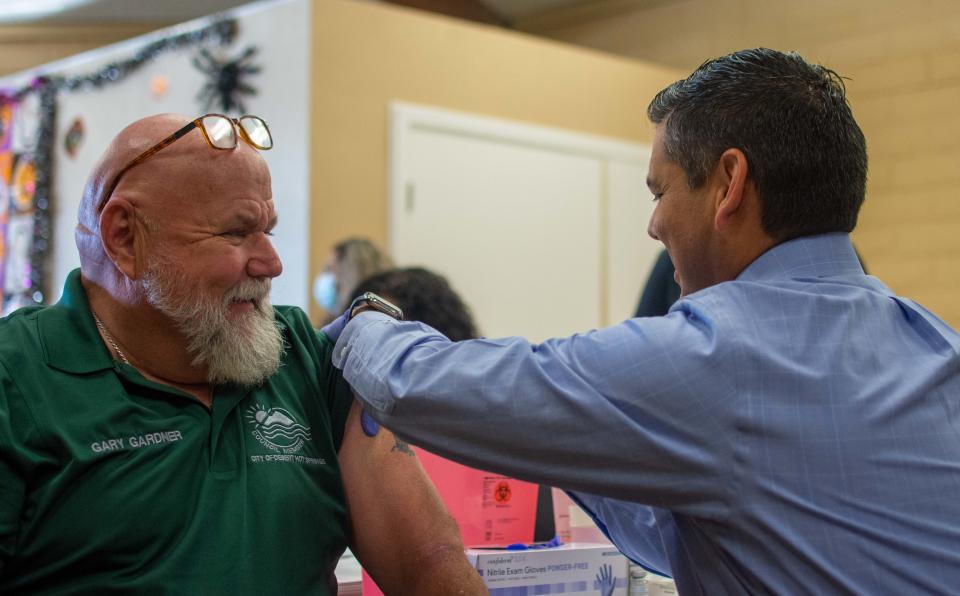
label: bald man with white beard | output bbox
[0,114,486,595]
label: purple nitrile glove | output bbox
[360,409,380,437]
[320,308,349,343]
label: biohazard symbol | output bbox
[494,481,512,504]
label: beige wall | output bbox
[523,0,960,326]
[309,0,680,322]
[0,24,167,77]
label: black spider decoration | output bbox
[192,46,261,113]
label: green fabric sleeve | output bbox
[275,305,354,453]
[0,362,33,576]
[314,332,355,452]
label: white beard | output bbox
[141,259,285,386]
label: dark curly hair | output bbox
[350,267,478,341]
[648,48,868,241]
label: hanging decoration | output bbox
[150,74,171,100]
[0,91,44,314]
[0,17,238,314]
[0,99,18,310]
[193,45,260,113]
[63,117,85,158]
[11,157,36,212]
[0,104,11,148]
[0,135,11,308]
[5,19,237,101]
[0,84,57,314]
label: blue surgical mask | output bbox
[313,272,338,311]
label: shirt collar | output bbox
[38,268,115,373]
[736,233,864,283]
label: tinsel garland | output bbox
[27,84,56,305]
[0,17,237,308]
[9,18,237,101]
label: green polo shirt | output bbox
[0,269,354,595]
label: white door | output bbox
[390,103,659,343]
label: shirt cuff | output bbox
[332,311,399,413]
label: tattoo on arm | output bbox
[391,437,415,457]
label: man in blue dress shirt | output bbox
[329,49,960,593]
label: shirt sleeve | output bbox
[313,331,355,453]
[333,307,736,515]
[0,364,31,577]
[567,491,674,576]
[276,306,355,453]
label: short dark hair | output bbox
[350,267,479,341]
[647,48,868,241]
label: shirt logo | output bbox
[246,403,312,454]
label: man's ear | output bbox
[99,199,145,280]
[713,148,749,231]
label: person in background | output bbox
[350,267,477,342]
[0,113,485,595]
[634,249,680,318]
[315,237,392,323]
[326,49,960,593]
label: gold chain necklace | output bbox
[92,313,131,365]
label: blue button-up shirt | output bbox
[333,233,960,594]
